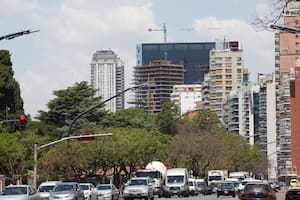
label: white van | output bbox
[162,168,189,197]
[290,178,298,186]
[37,181,61,199]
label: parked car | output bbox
[286,185,300,200]
[80,183,97,200]
[0,184,40,200]
[37,181,61,200]
[269,181,279,192]
[96,183,119,200]
[49,182,84,200]
[188,178,198,196]
[208,182,218,193]
[240,181,276,200]
[123,177,154,200]
[238,178,260,192]
[216,182,236,198]
[195,179,210,195]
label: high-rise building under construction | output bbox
[136,42,215,84]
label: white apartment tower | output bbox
[170,84,202,116]
[91,50,125,112]
[257,73,277,180]
[209,41,249,118]
[222,83,259,145]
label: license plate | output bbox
[224,191,228,194]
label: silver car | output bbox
[0,184,40,200]
[123,177,154,200]
[49,182,84,200]
[80,183,98,200]
[96,184,119,200]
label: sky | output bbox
[0,0,275,119]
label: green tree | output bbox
[155,101,178,135]
[0,130,25,182]
[0,50,24,121]
[103,108,154,129]
[37,81,106,137]
[37,127,171,183]
[167,109,265,177]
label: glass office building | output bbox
[136,42,215,84]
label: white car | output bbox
[0,184,40,200]
[37,181,61,200]
[123,177,154,200]
[80,183,97,200]
[96,184,119,200]
[188,178,198,196]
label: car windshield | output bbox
[167,176,184,183]
[54,184,74,192]
[2,187,27,195]
[129,179,147,186]
[97,185,111,190]
[245,184,269,192]
[136,171,159,179]
[80,185,90,190]
[38,185,55,192]
[220,183,234,188]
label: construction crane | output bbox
[0,29,40,41]
[148,23,169,60]
[148,23,167,43]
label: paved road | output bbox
[156,187,287,200]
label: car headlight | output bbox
[123,188,129,194]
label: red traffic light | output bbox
[19,115,26,121]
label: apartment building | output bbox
[222,82,259,145]
[90,50,125,112]
[257,73,277,180]
[209,41,249,118]
[170,84,202,116]
[275,0,300,180]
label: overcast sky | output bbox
[0,0,275,118]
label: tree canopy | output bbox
[0,50,24,121]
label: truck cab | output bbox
[162,168,190,197]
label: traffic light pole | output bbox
[33,133,112,189]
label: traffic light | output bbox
[19,114,27,130]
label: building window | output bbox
[215,57,223,62]
[281,48,288,55]
[225,57,232,61]
[225,69,232,73]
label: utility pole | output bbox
[33,133,113,189]
[0,29,40,41]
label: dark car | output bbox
[216,182,236,197]
[286,186,300,200]
[240,182,276,200]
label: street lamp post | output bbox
[67,83,149,136]
[33,133,112,189]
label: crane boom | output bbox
[0,29,40,41]
[148,23,167,43]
